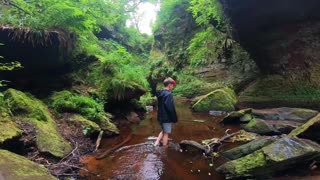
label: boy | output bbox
[154,77,178,146]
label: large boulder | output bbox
[4,89,72,158]
[252,107,318,122]
[0,150,57,180]
[221,136,278,160]
[217,137,320,179]
[289,113,320,141]
[192,87,237,112]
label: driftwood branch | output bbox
[95,133,133,160]
[95,131,104,152]
[179,131,241,155]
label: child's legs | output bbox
[154,131,163,146]
[161,123,172,146]
[162,133,169,146]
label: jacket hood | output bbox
[157,89,170,98]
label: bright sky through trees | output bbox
[126,2,159,35]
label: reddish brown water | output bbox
[81,98,240,179]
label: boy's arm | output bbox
[164,94,178,122]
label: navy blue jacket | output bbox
[157,90,178,123]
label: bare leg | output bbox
[162,133,169,146]
[154,131,163,146]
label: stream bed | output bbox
[80,98,243,179]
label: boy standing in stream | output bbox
[154,77,178,147]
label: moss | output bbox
[0,150,57,180]
[221,108,252,123]
[244,118,278,135]
[173,73,225,98]
[192,87,237,112]
[49,90,119,134]
[289,113,320,137]
[240,113,253,123]
[4,89,72,157]
[240,74,320,103]
[218,150,267,177]
[0,117,22,143]
[68,114,101,136]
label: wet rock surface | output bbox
[221,136,278,160]
[252,108,318,122]
[217,137,320,179]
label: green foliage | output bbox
[187,26,230,66]
[189,0,224,26]
[139,93,157,107]
[50,90,109,123]
[153,0,188,31]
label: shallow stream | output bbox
[81,98,241,179]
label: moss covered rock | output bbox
[289,113,320,141]
[221,136,278,160]
[68,114,101,136]
[49,90,119,134]
[192,87,237,112]
[217,137,320,179]
[243,118,280,135]
[4,89,72,157]
[0,149,57,180]
[220,108,252,124]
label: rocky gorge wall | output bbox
[219,0,320,108]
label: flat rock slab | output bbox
[289,113,320,141]
[217,137,320,179]
[252,107,318,122]
[0,150,57,180]
[221,136,278,160]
